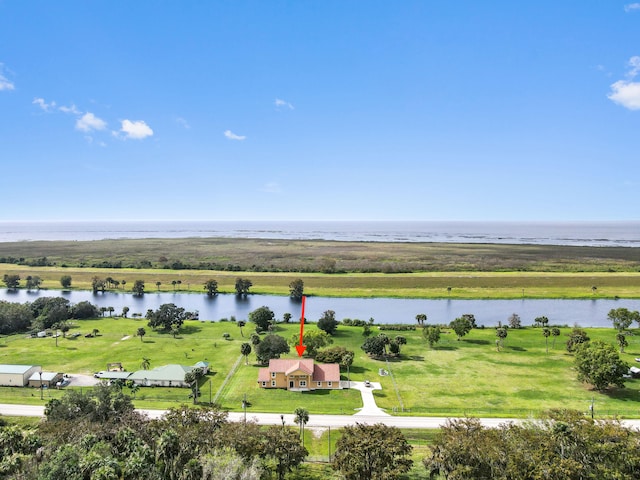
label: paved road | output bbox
[3,403,640,430]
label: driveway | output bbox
[65,374,100,387]
[349,381,389,416]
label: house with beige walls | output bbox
[258,358,341,391]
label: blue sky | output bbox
[1,1,639,222]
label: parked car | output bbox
[364,380,371,387]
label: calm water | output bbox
[1,220,639,246]
[2,289,639,328]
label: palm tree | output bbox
[137,327,146,342]
[122,306,130,318]
[542,327,550,353]
[238,320,246,337]
[551,327,561,349]
[293,407,309,445]
[172,280,177,291]
[240,342,252,364]
[415,314,427,326]
[141,357,151,370]
[156,281,162,291]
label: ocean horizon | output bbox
[0,220,639,247]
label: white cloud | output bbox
[224,129,246,140]
[608,56,640,110]
[0,64,14,91]
[261,182,282,194]
[627,56,640,78]
[119,119,153,139]
[608,80,640,110]
[275,98,294,110]
[176,117,190,129]
[76,112,107,131]
[32,97,56,112]
[59,104,81,115]
[624,3,640,12]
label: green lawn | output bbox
[1,319,640,418]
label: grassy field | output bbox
[3,265,640,299]
[1,318,640,418]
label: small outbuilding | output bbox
[28,371,63,388]
[127,364,196,388]
[0,365,42,387]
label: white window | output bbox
[262,381,266,387]
[327,382,332,387]
[317,381,322,387]
[300,380,307,387]
[271,372,276,378]
[271,380,276,387]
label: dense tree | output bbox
[25,275,42,290]
[235,278,252,296]
[0,300,33,334]
[283,312,292,323]
[289,279,304,300]
[361,335,387,358]
[132,279,145,296]
[425,411,640,480]
[250,332,261,346]
[315,345,352,363]
[566,327,590,352]
[461,313,477,328]
[333,423,413,480]
[30,296,71,329]
[608,307,640,331]
[575,340,628,390]
[121,306,129,318]
[449,316,473,340]
[145,303,187,331]
[317,309,338,335]
[91,276,106,293]
[249,306,275,333]
[240,342,252,364]
[204,279,218,296]
[200,448,263,480]
[60,275,72,289]
[2,274,20,290]
[255,334,290,365]
[261,426,308,480]
[44,384,137,423]
[423,325,441,348]
[292,330,333,357]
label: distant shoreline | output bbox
[1,220,639,247]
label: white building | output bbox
[0,364,42,387]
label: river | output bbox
[2,289,640,327]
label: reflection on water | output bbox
[2,289,639,327]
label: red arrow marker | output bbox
[295,296,307,357]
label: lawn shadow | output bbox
[141,340,156,344]
[600,385,640,402]
[507,346,527,352]
[435,345,458,351]
[464,339,491,345]
[180,325,202,335]
[407,355,424,361]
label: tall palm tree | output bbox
[293,407,309,445]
